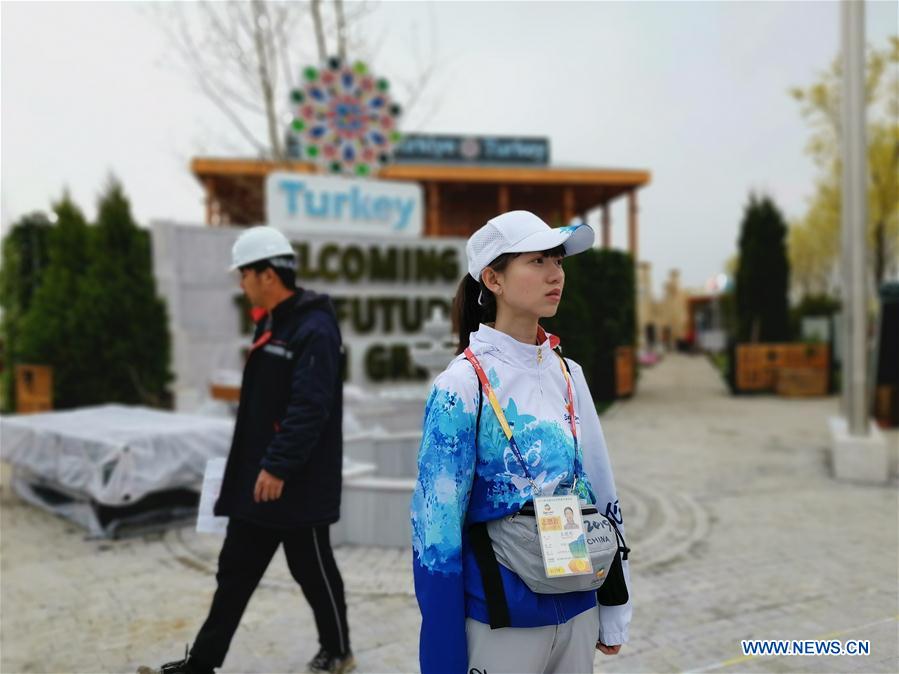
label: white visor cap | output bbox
[466,210,595,281]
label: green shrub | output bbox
[544,248,636,402]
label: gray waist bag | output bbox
[485,501,622,594]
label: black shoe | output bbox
[307,648,356,674]
[137,646,214,674]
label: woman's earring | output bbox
[478,288,486,306]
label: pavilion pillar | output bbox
[498,185,510,214]
[562,187,575,225]
[204,178,216,226]
[627,190,639,262]
[427,183,441,235]
[601,203,611,248]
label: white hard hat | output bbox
[230,226,296,271]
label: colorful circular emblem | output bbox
[290,58,402,176]
[460,137,481,160]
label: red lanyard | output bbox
[558,357,579,445]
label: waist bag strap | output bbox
[467,366,512,629]
[468,522,511,629]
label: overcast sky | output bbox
[2,1,896,294]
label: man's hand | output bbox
[596,642,621,655]
[253,469,284,503]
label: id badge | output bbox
[534,494,594,578]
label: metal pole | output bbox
[839,14,851,418]
[841,0,869,435]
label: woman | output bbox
[411,210,632,674]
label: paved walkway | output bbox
[1,354,897,673]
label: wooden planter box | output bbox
[775,367,829,397]
[209,384,241,402]
[15,365,53,414]
[734,344,830,395]
[874,385,898,427]
[615,346,635,398]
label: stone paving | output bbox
[1,353,897,673]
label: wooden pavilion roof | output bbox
[190,157,651,239]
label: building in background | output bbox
[637,263,693,351]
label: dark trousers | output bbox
[190,517,351,669]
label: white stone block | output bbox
[339,476,415,547]
[828,416,892,484]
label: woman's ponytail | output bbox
[452,275,481,354]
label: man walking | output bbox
[140,226,353,674]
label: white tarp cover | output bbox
[0,404,234,506]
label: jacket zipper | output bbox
[537,346,543,394]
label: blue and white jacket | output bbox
[411,324,632,674]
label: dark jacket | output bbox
[215,289,343,529]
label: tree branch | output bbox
[334,0,347,61]
[311,0,328,62]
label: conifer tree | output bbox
[17,194,93,408]
[0,212,53,410]
[735,194,791,342]
[71,178,173,406]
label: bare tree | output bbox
[393,9,442,132]
[251,0,284,160]
[334,0,347,61]
[311,0,327,63]
[152,0,440,162]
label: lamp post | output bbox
[841,0,868,435]
[830,0,889,483]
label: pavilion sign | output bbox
[393,134,550,166]
[266,172,424,237]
